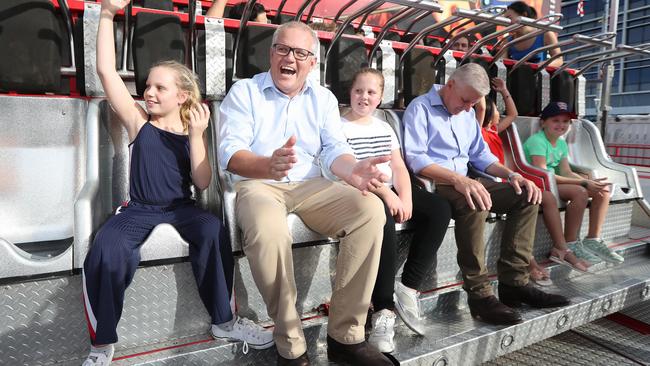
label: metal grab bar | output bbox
[490,29,544,65]
[120,2,132,73]
[232,0,259,78]
[275,0,288,24]
[617,43,650,56]
[441,18,475,45]
[510,33,615,72]
[517,13,563,32]
[436,22,494,63]
[58,0,76,72]
[402,10,433,37]
[551,47,627,77]
[357,8,374,31]
[369,7,423,63]
[334,0,356,23]
[453,8,517,27]
[536,44,598,73]
[398,16,459,66]
[386,0,443,11]
[188,0,196,71]
[294,0,318,21]
[461,22,524,63]
[305,0,322,23]
[325,0,385,61]
[573,33,617,47]
[573,52,636,77]
[433,10,512,64]
[442,7,506,46]
[489,13,563,66]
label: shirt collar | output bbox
[427,84,451,116]
[260,71,313,97]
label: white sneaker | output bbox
[82,344,114,366]
[369,309,396,353]
[394,281,425,335]
[210,316,274,353]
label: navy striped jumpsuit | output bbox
[82,120,234,345]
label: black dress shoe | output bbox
[467,295,522,325]
[277,350,310,366]
[499,283,570,308]
[327,335,393,365]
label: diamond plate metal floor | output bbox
[2,224,648,365]
[487,299,650,366]
[483,329,640,366]
[85,240,650,366]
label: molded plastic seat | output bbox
[132,10,185,95]
[402,48,444,106]
[326,35,368,104]
[550,70,575,112]
[508,64,541,116]
[507,117,641,202]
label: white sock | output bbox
[89,344,113,356]
[400,281,419,294]
[216,317,237,332]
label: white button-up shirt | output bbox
[218,72,353,182]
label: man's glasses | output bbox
[272,43,314,61]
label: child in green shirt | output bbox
[523,102,623,273]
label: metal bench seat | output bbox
[0,95,87,278]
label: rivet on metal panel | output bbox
[641,285,650,299]
[500,333,514,350]
[433,355,449,366]
[556,314,569,329]
[601,298,613,312]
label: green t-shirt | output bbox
[523,130,568,175]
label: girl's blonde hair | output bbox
[150,60,201,132]
[351,67,385,95]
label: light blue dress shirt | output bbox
[218,72,353,182]
[403,85,498,176]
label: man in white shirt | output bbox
[218,21,392,366]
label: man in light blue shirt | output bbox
[218,21,392,366]
[403,63,568,326]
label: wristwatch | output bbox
[507,172,522,183]
[580,180,589,188]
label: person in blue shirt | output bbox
[503,1,563,67]
[403,63,569,326]
[218,21,392,366]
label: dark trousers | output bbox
[372,184,452,311]
[82,201,234,345]
[436,179,538,299]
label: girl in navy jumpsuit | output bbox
[83,1,273,365]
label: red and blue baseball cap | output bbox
[540,101,577,120]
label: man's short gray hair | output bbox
[271,21,320,54]
[449,63,491,96]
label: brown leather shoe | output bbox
[467,295,522,325]
[277,350,310,366]
[327,335,393,365]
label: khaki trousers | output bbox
[235,178,385,359]
[436,179,538,299]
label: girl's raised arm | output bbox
[97,0,147,140]
[492,78,518,133]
